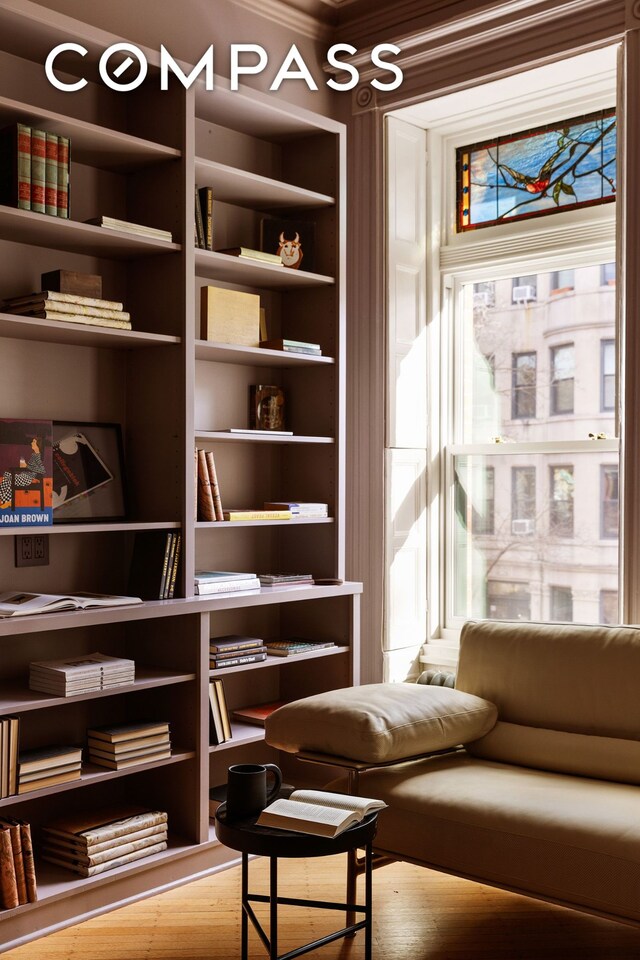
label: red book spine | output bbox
[16,124,31,210]
[30,129,46,213]
[45,133,59,216]
[57,136,69,219]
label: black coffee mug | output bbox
[226,763,282,819]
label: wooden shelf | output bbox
[0,521,180,537]
[196,518,333,529]
[194,157,334,211]
[0,751,195,808]
[0,206,181,259]
[209,721,266,753]
[209,645,348,675]
[0,668,196,714]
[195,250,334,289]
[0,96,181,172]
[194,431,334,445]
[195,340,334,367]
[0,313,180,350]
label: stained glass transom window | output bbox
[457,108,616,231]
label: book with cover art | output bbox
[256,790,387,838]
[0,419,52,526]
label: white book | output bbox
[0,593,141,618]
[196,579,261,595]
[256,790,387,838]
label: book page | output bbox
[289,790,386,816]
[258,798,357,828]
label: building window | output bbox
[600,262,615,285]
[550,343,575,415]
[550,585,573,622]
[472,466,495,535]
[601,339,615,411]
[599,590,618,624]
[512,466,536,534]
[549,466,574,536]
[601,465,619,539]
[487,581,531,620]
[550,269,575,292]
[457,108,616,231]
[512,352,537,419]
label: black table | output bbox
[215,804,378,960]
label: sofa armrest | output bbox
[265,683,497,765]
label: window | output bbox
[550,269,575,292]
[550,586,573,622]
[601,465,619,539]
[512,352,537,419]
[487,581,531,620]
[512,466,536,532]
[457,108,616,231]
[549,466,574,536]
[550,343,575,415]
[511,276,537,301]
[600,262,615,285]
[601,339,615,411]
[599,590,618,624]
[472,466,495,535]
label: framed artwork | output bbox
[261,218,315,271]
[52,421,126,522]
[456,107,616,231]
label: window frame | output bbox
[511,351,538,420]
[601,338,615,412]
[600,463,619,540]
[550,342,575,416]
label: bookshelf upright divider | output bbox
[0,1,358,951]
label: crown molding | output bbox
[227,0,336,41]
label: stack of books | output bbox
[0,716,19,798]
[87,722,171,770]
[208,680,232,745]
[18,745,82,794]
[29,653,135,697]
[0,123,69,217]
[196,448,223,521]
[195,185,213,250]
[259,573,314,587]
[41,806,168,878]
[265,638,336,658]
[0,290,132,330]
[216,247,282,265]
[0,817,37,908]
[264,501,328,519]
[209,635,267,669]
[195,572,260,597]
[85,216,173,243]
[259,339,322,356]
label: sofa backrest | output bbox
[456,620,640,785]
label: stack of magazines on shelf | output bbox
[264,638,336,658]
[195,571,260,596]
[87,721,171,770]
[29,653,135,697]
[0,817,37,908]
[209,634,267,669]
[259,573,314,588]
[41,806,168,877]
[18,744,82,794]
[85,216,172,243]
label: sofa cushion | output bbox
[457,620,640,783]
[340,753,640,923]
[265,683,497,763]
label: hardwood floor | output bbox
[6,856,640,959]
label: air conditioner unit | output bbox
[512,518,535,535]
[512,285,537,303]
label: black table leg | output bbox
[270,856,278,960]
[242,852,248,960]
[365,842,373,960]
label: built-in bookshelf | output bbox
[0,0,354,951]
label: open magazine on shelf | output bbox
[0,591,142,618]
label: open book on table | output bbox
[256,789,387,838]
[0,591,142,618]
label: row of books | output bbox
[29,653,135,697]
[0,818,37,908]
[194,185,213,250]
[16,722,172,796]
[0,123,69,217]
[0,716,18,799]
[0,290,132,330]
[129,531,182,601]
[208,680,231,745]
[196,448,223,522]
[41,805,168,878]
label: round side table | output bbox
[215,804,378,960]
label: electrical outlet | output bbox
[15,535,49,567]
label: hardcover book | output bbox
[256,790,386,838]
[0,419,52,526]
[231,700,286,727]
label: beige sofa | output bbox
[266,620,640,928]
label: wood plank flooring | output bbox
[5,856,640,959]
